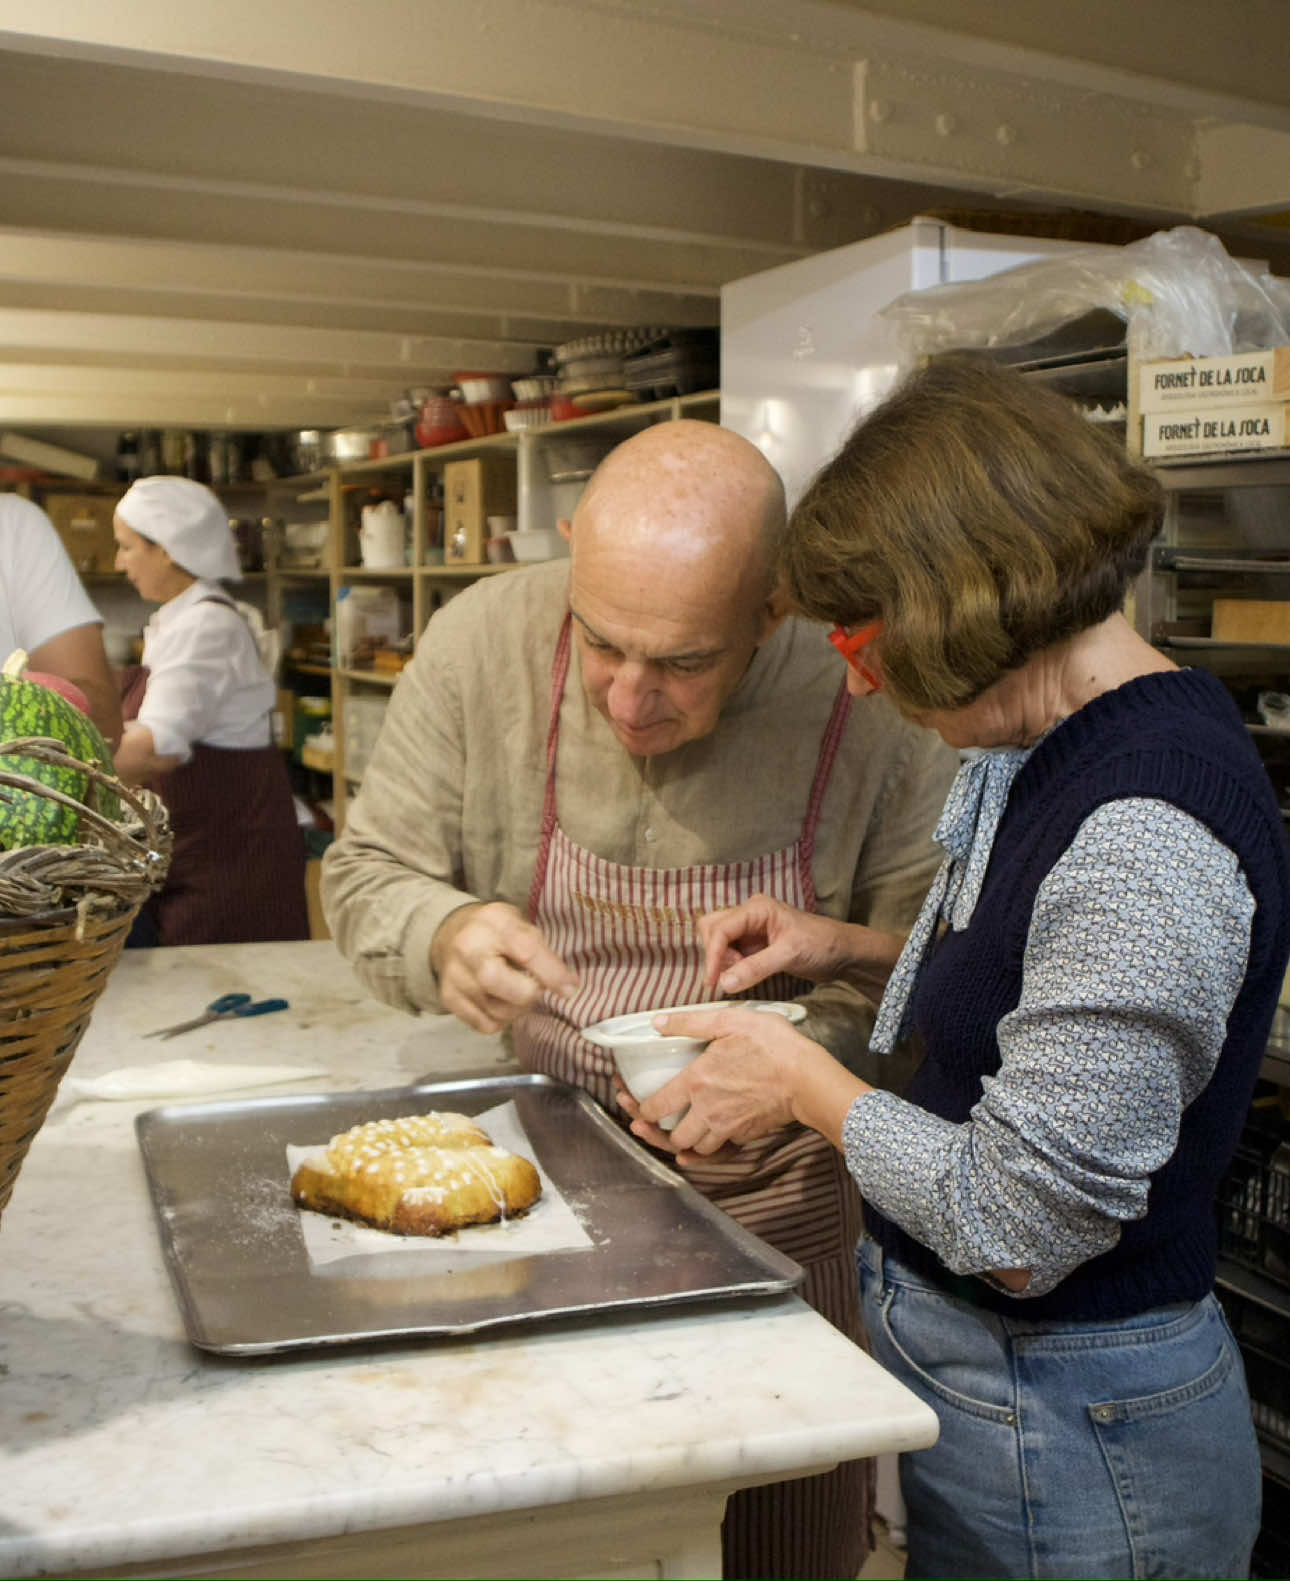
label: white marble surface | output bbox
[0,940,937,1578]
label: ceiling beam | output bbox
[1,0,1287,217]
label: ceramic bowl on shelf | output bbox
[455,372,514,404]
[582,1000,807,1129]
[505,528,568,562]
[512,376,559,401]
[502,400,553,431]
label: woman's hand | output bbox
[629,1005,869,1162]
[699,892,906,1001]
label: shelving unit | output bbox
[1135,441,1290,1577]
[265,390,719,828]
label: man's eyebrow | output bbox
[569,607,725,664]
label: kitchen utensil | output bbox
[146,991,290,1041]
[135,1074,803,1353]
[582,1000,806,1128]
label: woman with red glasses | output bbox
[620,354,1289,1579]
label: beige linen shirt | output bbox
[322,561,958,1073]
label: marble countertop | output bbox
[0,940,936,1578]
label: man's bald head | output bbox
[564,421,791,757]
[572,420,786,591]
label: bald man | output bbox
[322,420,956,1579]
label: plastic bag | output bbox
[878,225,1290,374]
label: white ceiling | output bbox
[0,0,1288,442]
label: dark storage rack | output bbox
[1216,1093,1290,1575]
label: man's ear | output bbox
[556,517,573,543]
[756,577,793,644]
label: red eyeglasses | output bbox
[828,620,884,690]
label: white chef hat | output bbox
[116,476,241,581]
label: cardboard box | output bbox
[1141,403,1290,459]
[1211,600,1290,645]
[1138,347,1290,410]
[43,491,120,574]
[443,457,517,566]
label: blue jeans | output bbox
[859,1238,1261,1579]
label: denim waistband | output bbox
[863,1233,998,1309]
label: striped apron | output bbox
[513,616,871,1581]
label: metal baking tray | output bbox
[136,1074,803,1355]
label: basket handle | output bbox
[0,737,168,863]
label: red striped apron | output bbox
[513,616,871,1580]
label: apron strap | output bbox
[526,612,574,921]
[795,677,852,911]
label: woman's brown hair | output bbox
[785,353,1165,714]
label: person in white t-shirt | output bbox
[0,493,123,747]
[112,476,308,946]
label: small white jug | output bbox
[359,501,406,568]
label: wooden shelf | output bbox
[419,562,517,577]
[337,667,402,687]
[227,390,720,833]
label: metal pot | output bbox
[287,430,326,474]
[326,427,382,464]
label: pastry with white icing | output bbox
[290,1111,542,1236]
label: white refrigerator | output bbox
[720,216,1111,507]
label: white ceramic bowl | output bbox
[456,374,513,403]
[582,1000,807,1129]
[506,528,568,562]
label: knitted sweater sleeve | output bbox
[841,798,1255,1296]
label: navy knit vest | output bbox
[867,668,1290,1320]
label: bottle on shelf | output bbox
[114,430,140,484]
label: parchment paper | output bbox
[287,1098,594,1276]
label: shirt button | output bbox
[643,827,657,843]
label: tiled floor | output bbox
[858,1518,907,1579]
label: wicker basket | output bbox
[0,736,171,1222]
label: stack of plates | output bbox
[553,330,668,412]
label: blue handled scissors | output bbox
[146,992,290,1041]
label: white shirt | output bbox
[138,580,275,761]
[0,494,102,658]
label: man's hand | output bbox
[430,901,578,1034]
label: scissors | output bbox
[146,992,290,1041]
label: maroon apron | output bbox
[120,604,309,947]
[513,617,871,1580]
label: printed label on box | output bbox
[1142,402,1290,458]
[1139,347,1290,409]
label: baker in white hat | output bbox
[112,476,308,946]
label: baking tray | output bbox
[136,1074,803,1355]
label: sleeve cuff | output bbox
[403,893,479,1011]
